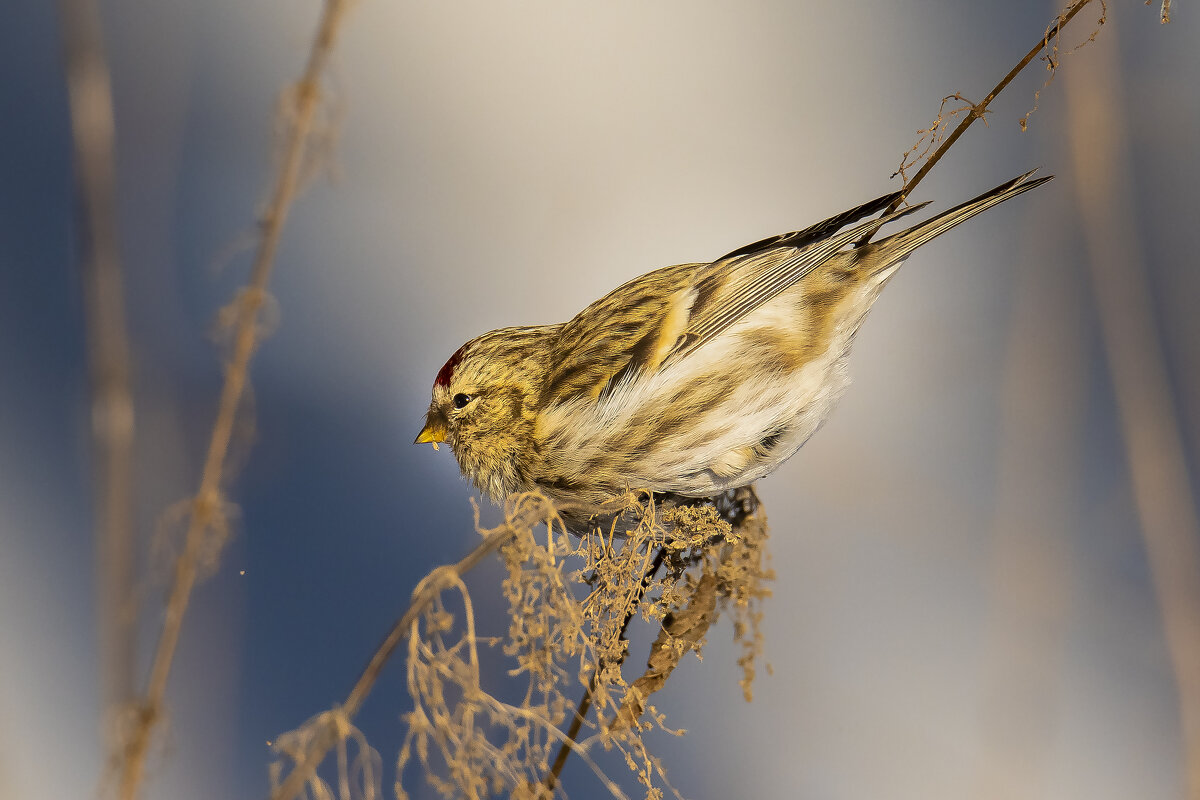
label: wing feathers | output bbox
[597,286,697,400]
[717,187,906,261]
[544,172,1049,408]
[660,200,931,369]
[872,170,1052,262]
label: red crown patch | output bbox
[435,343,468,388]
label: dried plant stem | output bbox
[546,668,598,795]
[611,568,719,733]
[1064,38,1200,800]
[892,0,1092,202]
[115,2,356,798]
[57,0,137,712]
[269,502,556,800]
[859,0,1097,246]
[542,547,668,795]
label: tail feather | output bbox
[871,169,1053,264]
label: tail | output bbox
[867,169,1053,267]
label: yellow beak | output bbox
[414,419,447,450]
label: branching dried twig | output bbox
[270,496,562,800]
[612,493,772,734]
[892,92,988,186]
[112,1,358,797]
[1148,0,1172,24]
[860,0,1105,248]
[542,547,668,794]
[610,570,717,734]
[270,490,772,800]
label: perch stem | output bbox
[858,0,1097,245]
[541,546,668,795]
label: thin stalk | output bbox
[541,546,668,796]
[859,0,1098,245]
[57,0,137,715]
[115,1,356,797]
[269,502,558,800]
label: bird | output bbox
[416,170,1051,527]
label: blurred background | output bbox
[2,0,1199,798]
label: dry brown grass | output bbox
[268,489,773,800]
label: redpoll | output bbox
[417,171,1051,521]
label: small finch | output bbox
[417,171,1051,526]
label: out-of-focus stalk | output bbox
[1064,26,1200,800]
[113,1,357,797]
[58,0,137,722]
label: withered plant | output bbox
[271,489,773,800]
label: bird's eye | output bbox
[452,393,471,409]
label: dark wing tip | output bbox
[716,187,907,262]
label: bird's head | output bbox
[415,326,555,499]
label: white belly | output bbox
[539,267,895,497]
